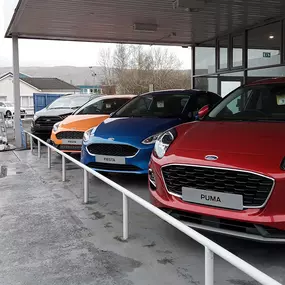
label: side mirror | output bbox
[198,105,210,119]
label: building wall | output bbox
[77,85,102,95]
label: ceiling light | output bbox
[173,0,205,10]
[269,35,274,39]
[133,23,158,32]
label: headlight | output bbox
[142,133,162,145]
[33,114,38,121]
[53,122,60,133]
[154,128,177,159]
[83,127,95,142]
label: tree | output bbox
[98,44,191,94]
[98,48,116,87]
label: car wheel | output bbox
[6,111,12,118]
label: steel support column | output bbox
[191,46,195,89]
[12,36,21,148]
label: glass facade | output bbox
[218,37,229,70]
[193,19,285,97]
[194,76,218,93]
[232,35,243,68]
[247,22,281,68]
[195,39,216,75]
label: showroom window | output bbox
[248,22,281,68]
[194,76,218,94]
[247,66,285,83]
[218,37,229,70]
[195,39,216,75]
[232,34,244,68]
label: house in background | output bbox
[0,72,79,114]
[77,85,102,95]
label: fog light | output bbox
[148,168,156,190]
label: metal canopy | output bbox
[6,0,285,46]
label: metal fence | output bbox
[25,131,282,285]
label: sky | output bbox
[0,0,191,68]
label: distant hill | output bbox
[0,66,192,87]
[0,66,104,86]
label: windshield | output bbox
[75,97,131,115]
[207,83,285,122]
[47,96,90,110]
[5,102,14,107]
[114,93,191,118]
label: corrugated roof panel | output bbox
[6,0,285,45]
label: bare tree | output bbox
[98,48,116,87]
[98,44,191,94]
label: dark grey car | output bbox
[31,94,99,141]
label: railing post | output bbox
[30,136,33,152]
[205,247,214,285]
[37,140,41,158]
[83,169,89,204]
[47,147,51,169]
[62,156,66,182]
[123,193,129,240]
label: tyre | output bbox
[6,110,12,118]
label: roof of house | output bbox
[21,77,79,91]
[0,71,31,80]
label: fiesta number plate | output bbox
[95,155,126,164]
[182,187,243,210]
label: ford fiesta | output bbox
[49,95,135,153]
[81,89,221,174]
[149,78,285,242]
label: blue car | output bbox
[81,89,221,174]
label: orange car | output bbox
[49,94,135,153]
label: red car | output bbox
[149,77,285,242]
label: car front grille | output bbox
[87,143,138,157]
[58,145,82,151]
[35,116,61,126]
[56,131,84,140]
[162,165,274,208]
[59,113,72,120]
[87,162,141,172]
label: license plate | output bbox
[61,139,82,145]
[95,155,126,164]
[182,187,243,210]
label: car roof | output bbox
[62,94,91,98]
[140,89,217,96]
[247,77,285,86]
[99,94,136,99]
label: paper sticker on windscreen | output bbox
[157,101,164,108]
[276,95,285,105]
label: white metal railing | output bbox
[25,131,282,285]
